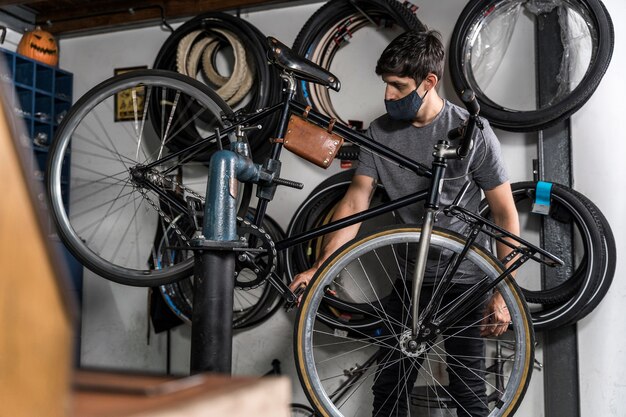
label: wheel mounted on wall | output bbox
[480,181,615,330]
[153,12,282,162]
[292,0,426,126]
[449,0,614,132]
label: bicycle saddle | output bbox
[267,36,341,92]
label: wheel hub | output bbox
[129,165,147,185]
[399,330,428,358]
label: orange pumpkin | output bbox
[17,26,59,67]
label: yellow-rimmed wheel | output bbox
[294,226,534,417]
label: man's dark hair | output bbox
[375,30,445,82]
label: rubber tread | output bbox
[448,0,615,132]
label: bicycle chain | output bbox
[136,186,189,244]
[137,170,276,290]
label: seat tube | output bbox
[253,73,295,226]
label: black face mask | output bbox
[384,88,428,121]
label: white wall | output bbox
[572,1,626,415]
[51,0,625,415]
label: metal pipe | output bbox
[190,149,258,375]
[411,208,436,336]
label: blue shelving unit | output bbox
[1,48,82,352]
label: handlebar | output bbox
[446,89,482,159]
[461,89,480,116]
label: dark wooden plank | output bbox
[6,0,291,35]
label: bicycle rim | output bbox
[47,69,251,286]
[294,226,533,417]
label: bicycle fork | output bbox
[409,140,450,341]
[410,207,435,337]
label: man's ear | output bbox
[424,73,439,90]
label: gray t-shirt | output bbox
[355,100,508,282]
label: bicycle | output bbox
[46,36,562,416]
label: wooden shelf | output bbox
[73,370,291,417]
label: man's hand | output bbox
[289,267,317,307]
[287,175,376,308]
[480,291,511,337]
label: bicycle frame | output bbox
[143,71,561,339]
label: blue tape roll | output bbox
[532,181,553,215]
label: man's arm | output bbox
[481,181,520,336]
[289,174,377,292]
[484,181,520,262]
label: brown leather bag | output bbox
[276,109,344,168]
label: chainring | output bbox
[235,217,277,289]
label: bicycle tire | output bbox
[294,226,534,417]
[291,403,316,417]
[154,12,280,162]
[285,170,392,284]
[479,181,594,305]
[481,181,609,330]
[47,69,251,286]
[292,0,426,123]
[449,0,614,132]
[285,172,356,283]
[552,186,615,326]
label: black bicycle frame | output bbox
[142,92,435,254]
[140,80,562,313]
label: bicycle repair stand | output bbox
[188,126,302,375]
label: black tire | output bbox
[285,171,356,282]
[291,403,316,417]
[557,187,616,325]
[292,0,426,124]
[480,181,610,330]
[285,169,394,284]
[154,12,281,162]
[449,0,614,132]
[480,182,588,304]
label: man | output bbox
[290,30,519,416]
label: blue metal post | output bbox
[190,149,258,375]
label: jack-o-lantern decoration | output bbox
[17,26,59,67]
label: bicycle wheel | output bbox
[294,226,534,417]
[449,0,614,131]
[47,69,251,287]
